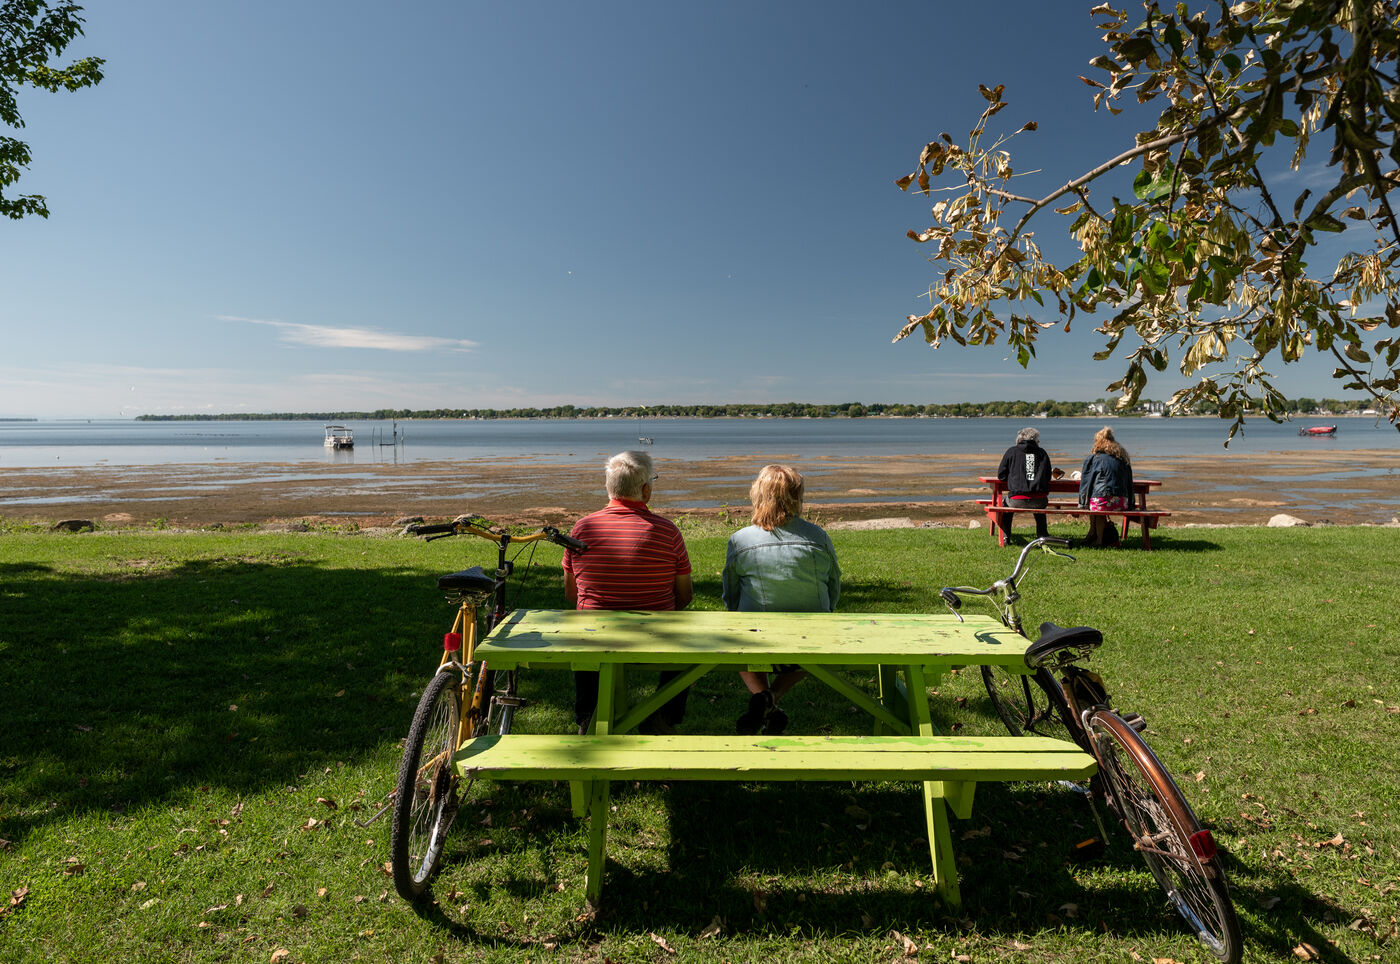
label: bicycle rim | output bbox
[1088,711,1241,963]
[390,671,461,900]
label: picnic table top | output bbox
[978,475,1160,489]
[475,609,1027,667]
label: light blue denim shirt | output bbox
[721,517,841,612]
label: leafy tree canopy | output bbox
[896,0,1400,439]
[1,0,103,220]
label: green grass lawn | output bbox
[1,522,1397,963]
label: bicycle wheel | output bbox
[1088,711,1241,963]
[487,668,520,736]
[981,664,1071,742]
[390,670,462,900]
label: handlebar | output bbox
[939,536,1073,624]
[403,515,587,553]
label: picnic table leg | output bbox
[904,664,962,906]
[582,664,618,907]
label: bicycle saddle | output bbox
[1025,621,1103,668]
[437,566,496,593]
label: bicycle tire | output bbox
[390,670,462,901]
[981,664,1073,743]
[1088,711,1242,963]
[488,669,519,736]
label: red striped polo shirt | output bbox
[563,499,691,611]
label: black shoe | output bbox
[761,706,788,735]
[736,691,772,735]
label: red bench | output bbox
[981,503,1172,549]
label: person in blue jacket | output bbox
[722,464,841,735]
[1078,426,1135,547]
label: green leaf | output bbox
[1305,213,1347,233]
[1133,168,1172,200]
[1140,263,1170,295]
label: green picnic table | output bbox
[458,609,1096,907]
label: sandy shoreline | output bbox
[2,449,1397,530]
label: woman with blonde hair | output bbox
[1078,427,1135,547]
[722,464,841,735]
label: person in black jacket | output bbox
[996,427,1053,543]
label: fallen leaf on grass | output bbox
[270,949,291,962]
[63,858,85,877]
[10,886,30,908]
[1293,943,1320,959]
[698,916,725,939]
[648,932,676,954]
[1060,902,1079,918]
[1315,833,1345,848]
[1299,708,1318,716]
[891,930,918,957]
[316,797,337,810]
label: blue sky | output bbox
[1,0,1348,418]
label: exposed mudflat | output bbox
[3,449,1396,531]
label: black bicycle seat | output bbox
[437,566,496,593]
[1025,621,1103,668]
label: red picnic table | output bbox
[977,476,1169,549]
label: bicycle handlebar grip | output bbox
[408,522,456,536]
[545,527,587,553]
[1040,536,1071,547]
[939,588,962,609]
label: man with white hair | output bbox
[563,450,693,733]
[996,426,1054,543]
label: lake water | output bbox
[1,416,1395,468]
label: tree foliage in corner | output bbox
[1,0,103,220]
[896,1,1400,438]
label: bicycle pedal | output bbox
[1120,711,1147,732]
[494,695,526,707]
[1068,836,1106,862]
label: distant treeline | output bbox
[134,397,1373,421]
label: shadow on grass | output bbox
[0,556,573,840]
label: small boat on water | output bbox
[324,424,355,449]
[637,436,654,444]
[1299,425,1337,437]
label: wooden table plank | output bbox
[456,734,1097,783]
[478,610,1026,667]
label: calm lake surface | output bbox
[1,416,1395,468]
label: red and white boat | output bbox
[1299,425,1337,436]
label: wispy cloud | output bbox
[218,316,477,352]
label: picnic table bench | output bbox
[461,609,1097,908]
[978,476,1170,549]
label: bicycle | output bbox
[386,514,585,902]
[940,536,1242,964]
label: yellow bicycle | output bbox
[388,515,585,901]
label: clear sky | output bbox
[1,0,1348,418]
